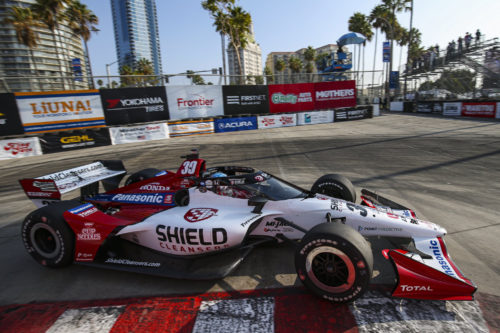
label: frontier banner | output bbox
[100,87,169,125]
[109,123,169,145]
[222,85,269,115]
[0,93,24,136]
[268,83,314,113]
[15,90,105,134]
[0,137,42,160]
[167,86,223,120]
[314,81,356,109]
[39,128,112,154]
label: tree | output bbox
[264,66,274,84]
[3,7,43,91]
[369,4,391,97]
[254,75,264,85]
[202,0,252,84]
[315,52,330,72]
[31,0,71,89]
[186,70,206,85]
[96,79,103,87]
[304,46,316,82]
[348,12,373,88]
[275,58,286,83]
[288,56,303,83]
[65,0,99,89]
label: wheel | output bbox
[124,168,161,186]
[311,174,356,202]
[295,222,373,303]
[21,201,80,268]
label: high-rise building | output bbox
[111,0,163,77]
[0,0,89,92]
[227,24,262,84]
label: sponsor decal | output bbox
[316,89,355,100]
[106,97,164,110]
[400,285,433,292]
[184,208,218,222]
[330,199,342,211]
[358,226,402,232]
[43,163,104,182]
[69,203,94,214]
[27,191,54,197]
[254,175,265,182]
[32,180,57,192]
[219,121,253,129]
[241,215,260,228]
[226,95,266,105]
[105,258,161,267]
[156,226,229,253]
[461,102,496,117]
[77,222,101,241]
[139,182,170,191]
[429,239,455,277]
[78,207,98,218]
[29,100,93,116]
[261,117,275,127]
[77,252,93,259]
[112,193,173,205]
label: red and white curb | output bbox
[0,288,497,333]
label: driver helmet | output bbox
[212,172,227,178]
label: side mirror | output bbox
[248,195,267,214]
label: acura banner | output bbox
[214,116,257,133]
[0,93,24,136]
[222,85,269,115]
[166,86,223,120]
[39,128,111,154]
[15,90,105,134]
[100,87,169,125]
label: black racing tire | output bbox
[295,222,373,303]
[311,174,356,203]
[21,200,80,268]
[124,168,161,186]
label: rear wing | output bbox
[19,160,126,208]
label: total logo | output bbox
[184,208,218,222]
[400,285,433,292]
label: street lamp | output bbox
[376,16,394,107]
[106,60,120,88]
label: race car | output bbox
[19,149,476,303]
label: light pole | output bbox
[106,60,120,88]
[376,16,394,107]
[403,0,414,100]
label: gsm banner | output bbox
[39,128,111,154]
[109,123,169,145]
[166,86,223,120]
[15,90,105,134]
[168,119,214,137]
[0,137,42,160]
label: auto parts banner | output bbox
[100,87,169,125]
[39,128,112,153]
[166,86,223,120]
[268,83,314,113]
[110,123,169,145]
[14,90,105,134]
[0,93,24,136]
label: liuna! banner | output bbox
[15,90,105,134]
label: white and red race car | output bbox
[19,150,476,303]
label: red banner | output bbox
[268,83,314,113]
[314,81,356,109]
[461,102,496,118]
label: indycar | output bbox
[19,149,476,303]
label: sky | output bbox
[81,0,500,85]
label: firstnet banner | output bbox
[15,90,105,134]
[0,137,42,160]
[110,123,169,145]
[257,114,297,129]
[297,111,334,125]
[166,86,223,120]
[214,116,257,133]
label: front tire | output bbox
[311,174,356,202]
[295,223,373,303]
[21,201,80,268]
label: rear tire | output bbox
[295,222,373,303]
[21,201,80,268]
[311,174,356,202]
[125,168,161,186]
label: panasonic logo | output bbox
[112,193,164,204]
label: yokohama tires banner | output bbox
[268,83,314,113]
[461,102,496,118]
[0,93,24,136]
[39,128,112,154]
[110,123,169,145]
[100,87,169,125]
[257,114,297,129]
[167,86,223,120]
[15,90,105,134]
[0,137,42,160]
[297,111,334,125]
[314,81,356,109]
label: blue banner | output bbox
[214,116,257,133]
[389,71,399,89]
[383,41,391,63]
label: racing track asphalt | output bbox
[0,113,499,326]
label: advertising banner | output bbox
[257,114,297,129]
[268,83,314,113]
[168,119,214,137]
[383,41,391,62]
[335,108,371,122]
[222,85,269,115]
[443,102,462,116]
[0,93,24,136]
[497,102,500,119]
[214,116,258,133]
[390,101,404,111]
[297,111,334,125]
[100,87,169,125]
[0,137,42,160]
[314,81,356,109]
[166,86,223,120]
[416,102,434,113]
[389,71,399,89]
[15,90,105,134]
[461,102,496,118]
[39,128,111,154]
[110,123,169,145]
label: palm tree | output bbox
[369,5,391,97]
[275,58,286,84]
[31,0,71,90]
[136,58,155,86]
[288,56,303,83]
[264,66,274,84]
[4,7,44,91]
[304,46,316,82]
[65,0,99,89]
[348,12,372,90]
